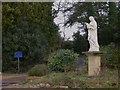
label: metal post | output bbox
[18,57,20,73]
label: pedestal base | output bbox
[82,51,103,76]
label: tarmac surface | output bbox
[2,74,27,88]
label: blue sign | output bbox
[14,51,23,58]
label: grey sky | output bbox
[54,16,85,40]
[53,0,85,40]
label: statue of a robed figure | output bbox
[83,16,103,76]
[86,16,99,51]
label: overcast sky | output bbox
[53,0,85,41]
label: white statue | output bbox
[86,16,99,51]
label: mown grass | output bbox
[19,66,118,88]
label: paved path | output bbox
[2,74,27,88]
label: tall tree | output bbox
[72,31,89,54]
[62,2,119,46]
[2,2,61,72]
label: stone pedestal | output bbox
[82,51,103,76]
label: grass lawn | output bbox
[15,66,118,88]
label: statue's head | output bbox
[89,16,94,21]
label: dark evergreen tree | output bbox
[2,2,61,72]
[72,31,89,54]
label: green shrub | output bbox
[48,49,79,72]
[100,43,119,68]
[28,64,48,76]
[50,73,86,88]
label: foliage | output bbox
[61,40,73,50]
[101,43,119,68]
[99,2,119,45]
[57,2,120,46]
[28,64,48,76]
[48,49,79,72]
[2,3,61,72]
[72,31,89,54]
[59,31,89,54]
[20,67,118,88]
[52,74,73,87]
[61,32,89,54]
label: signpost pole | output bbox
[14,51,22,73]
[18,57,20,73]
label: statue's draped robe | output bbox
[87,19,99,51]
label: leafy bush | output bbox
[52,74,72,86]
[28,64,48,76]
[48,49,79,72]
[100,43,119,68]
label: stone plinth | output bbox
[82,51,103,76]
